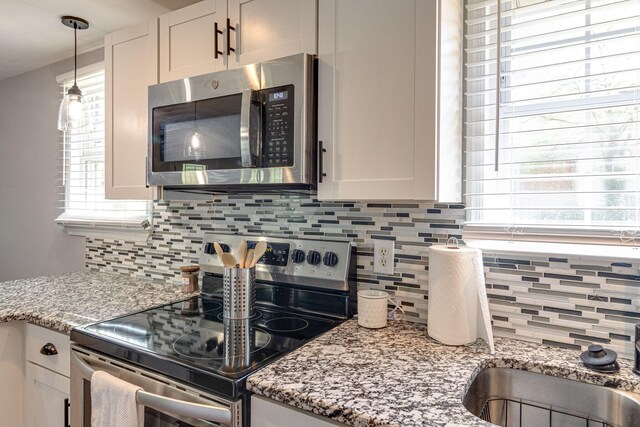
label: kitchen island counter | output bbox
[247,320,640,427]
[0,271,188,333]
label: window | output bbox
[464,0,640,241]
[55,67,150,236]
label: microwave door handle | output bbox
[240,89,256,167]
[70,352,233,426]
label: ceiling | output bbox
[0,0,201,81]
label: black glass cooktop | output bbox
[72,296,339,398]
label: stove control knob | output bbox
[204,242,215,255]
[307,250,321,265]
[323,252,339,267]
[291,249,306,264]
[220,244,231,253]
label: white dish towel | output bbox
[91,370,144,427]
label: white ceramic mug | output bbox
[357,290,402,328]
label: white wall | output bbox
[0,49,103,281]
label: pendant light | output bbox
[57,16,89,132]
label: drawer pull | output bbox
[40,343,58,356]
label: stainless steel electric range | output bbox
[70,233,356,427]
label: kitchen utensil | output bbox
[214,242,224,257]
[357,290,401,329]
[245,249,254,269]
[250,241,267,267]
[220,253,237,268]
[236,241,248,268]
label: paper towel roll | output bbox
[427,245,495,353]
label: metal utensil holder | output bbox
[222,318,253,370]
[223,267,256,319]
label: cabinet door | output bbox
[24,362,70,427]
[227,0,317,68]
[105,21,157,200]
[159,0,228,82]
[0,322,24,427]
[317,0,438,200]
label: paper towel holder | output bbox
[446,237,461,249]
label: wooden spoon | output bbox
[250,241,268,267]
[220,253,237,269]
[244,249,254,269]
[214,242,224,257]
[236,240,248,268]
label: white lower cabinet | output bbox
[0,321,24,427]
[24,324,71,427]
[24,363,70,427]
[251,395,347,427]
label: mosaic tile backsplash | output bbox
[86,196,640,359]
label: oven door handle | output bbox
[71,352,233,426]
[240,89,260,168]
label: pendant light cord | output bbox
[73,23,77,86]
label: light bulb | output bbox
[57,85,86,131]
[68,96,84,121]
[190,132,201,150]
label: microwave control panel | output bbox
[263,85,294,167]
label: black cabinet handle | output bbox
[214,22,224,58]
[226,18,236,56]
[40,343,58,356]
[318,140,327,184]
[64,398,70,427]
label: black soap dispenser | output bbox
[634,324,640,375]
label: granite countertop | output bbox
[247,320,640,427]
[0,271,189,334]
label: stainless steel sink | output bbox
[462,368,640,427]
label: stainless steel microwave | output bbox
[147,54,317,192]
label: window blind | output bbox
[56,69,150,228]
[463,0,640,238]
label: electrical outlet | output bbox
[373,240,395,275]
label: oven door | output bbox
[70,348,242,427]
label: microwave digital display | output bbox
[268,91,288,102]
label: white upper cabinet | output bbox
[159,0,317,82]
[317,0,462,202]
[227,0,317,67]
[159,0,228,82]
[105,21,157,200]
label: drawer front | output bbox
[26,324,70,378]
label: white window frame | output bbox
[462,0,640,250]
[54,63,152,241]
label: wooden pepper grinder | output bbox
[179,265,200,293]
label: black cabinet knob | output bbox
[306,250,321,265]
[323,252,339,267]
[291,249,306,264]
[40,343,58,356]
